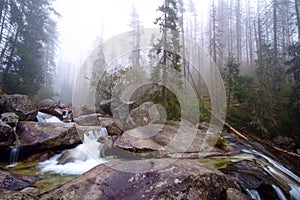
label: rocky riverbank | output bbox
[0,94,300,199]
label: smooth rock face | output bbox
[15,122,81,159]
[0,170,37,191]
[72,105,103,118]
[0,94,37,121]
[73,113,101,126]
[0,120,14,148]
[114,122,209,155]
[41,159,240,200]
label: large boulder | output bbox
[0,94,37,121]
[36,99,57,111]
[40,158,241,200]
[129,101,166,128]
[72,104,103,118]
[74,114,123,136]
[15,122,81,159]
[113,121,217,158]
[36,99,62,120]
[37,99,71,121]
[73,113,101,126]
[98,116,123,136]
[0,120,14,148]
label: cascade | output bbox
[39,127,108,175]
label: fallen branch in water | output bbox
[202,103,300,158]
[273,146,300,158]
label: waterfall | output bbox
[241,148,300,199]
[39,127,108,176]
[245,188,261,200]
[289,184,300,200]
[6,147,19,168]
[36,112,62,123]
[272,185,288,200]
[6,126,21,168]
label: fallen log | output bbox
[274,146,300,158]
[202,104,300,158]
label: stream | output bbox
[1,112,300,199]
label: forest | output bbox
[0,0,300,143]
[88,0,300,143]
[0,0,300,199]
[0,0,58,97]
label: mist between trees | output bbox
[1,0,300,137]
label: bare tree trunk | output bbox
[273,0,278,60]
[161,0,167,103]
[236,0,242,63]
[295,0,300,40]
[180,6,186,79]
[212,0,217,64]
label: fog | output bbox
[52,0,209,102]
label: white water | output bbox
[39,127,108,175]
[245,188,261,200]
[272,185,287,200]
[289,183,300,200]
[36,112,62,123]
[242,148,300,199]
[6,148,19,168]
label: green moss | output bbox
[214,137,227,149]
[198,154,254,169]
[0,162,76,195]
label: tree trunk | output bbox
[161,0,168,103]
[295,0,300,40]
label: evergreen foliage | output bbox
[0,0,58,96]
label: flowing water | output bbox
[240,148,300,200]
[6,147,19,168]
[36,111,62,123]
[272,185,288,200]
[2,112,300,198]
[39,127,108,175]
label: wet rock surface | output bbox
[220,160,290,199]
[0,170,37,191]
[0,120,14,148]
[40,158,241,200]
[15,122,81,159]
[99,116,123,136]
[113,121,218,157]
[0,94,37,121]
[73,113,101,126]
[37,99,71,120]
